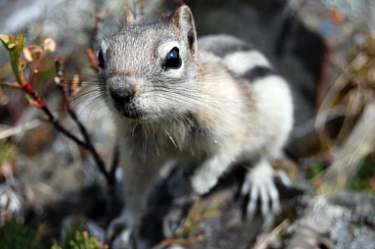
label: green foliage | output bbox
[0,141,16,165]
[0,34,26,84]
[62,218,85,249]
[0,217,103,249]
[51,219,103,249]
[307,163,325,180]
[348,154,375,193]
[0,217,41,249]
[66,231,101,249]
[51,244,63,249]
[51,231,102,249]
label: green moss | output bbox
[348,154,375,193]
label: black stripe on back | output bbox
[209,43,254,58]
[243,66,277,82]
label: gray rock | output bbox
[284,193,375,249]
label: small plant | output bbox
[51,231,104,249]
[349,154,375,193]
[0,217,41,249]
[0,34,117,187]
[307,163,325,180]
[51,218,106,249]
[0,141,15,165]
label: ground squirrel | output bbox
[94,4,293,247]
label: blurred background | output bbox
[0,0,375,249]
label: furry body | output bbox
[95,5,293,245]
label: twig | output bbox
[314,51,366,150]
[86,48,100,72]
[0,81,21,89]
[294,105,348,138]
[90,8,105,49]
[55,58,116,186]
[135,0,145,19]
[0,120,41,140]
[68,108,114,185]
[19,82,89,148]
[0,34,118,187]
[157,234,205,248]
[251,220,290,249]
[320,100,375,192]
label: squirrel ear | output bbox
[173,5,197,54]
[121,5,135,26]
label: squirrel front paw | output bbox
[241,160,291,222]
[191,169,219,195]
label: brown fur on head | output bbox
[121,5,135,26]
[173,5,197,55]
[97,5,200,121]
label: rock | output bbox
[283,193,375,249]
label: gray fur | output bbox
[93,5,294,245]
[198,34,254,57]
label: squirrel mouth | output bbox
[114,102,143,119]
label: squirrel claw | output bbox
[241,160,289,222]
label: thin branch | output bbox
[251,220,290,249]
[0,120,41,140]
[39,105,88,148]
[18,81,89,148]
[86,48,100,72]
[0,81,21,89]
[55,58,116,186]
[135,0,145,19]
[1,34,117,188]
[320,100,375,192]
[68,108,114,185]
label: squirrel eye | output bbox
[97,49,105,69]
[163,47,182,70]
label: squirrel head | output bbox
[97,5,199,121]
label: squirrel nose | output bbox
[110,87,135,104]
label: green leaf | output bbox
[0,34,26,84]
[0,34,10,46]
[68,231,101,249]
